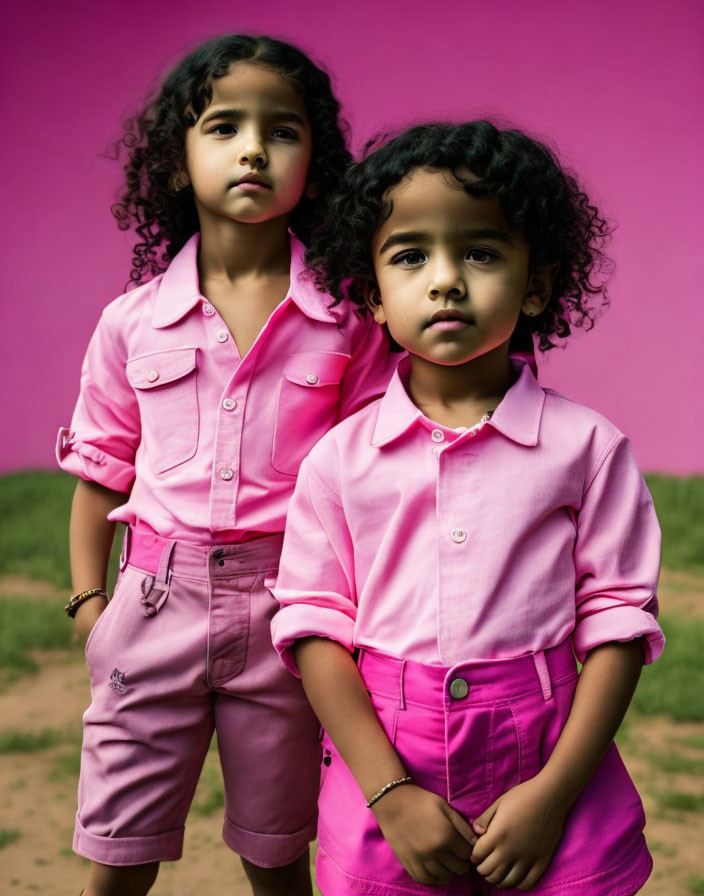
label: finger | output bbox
[445,806,476,846]
[518,858,550,891]
[437,851,473,876]
[423,858,454,884]
[484,860,512,886]
[475,851,505,880]
[473,799,499,835]
[470,832,496,865]
[496,860,531,890]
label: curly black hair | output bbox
[112,34,351,285]
[306,121,612,352]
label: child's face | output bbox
[370,167,550,368]
[183,63,314,229]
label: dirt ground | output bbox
[2,570,703,895]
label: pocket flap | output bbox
[283,351,350,387]
[126,347,197,390]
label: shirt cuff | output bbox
[271,603,356,677]
[56,428,134,494]
[572,603,664,665]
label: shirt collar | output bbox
[371,352,545,448]
[151,231,335,329]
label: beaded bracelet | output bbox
[366,776,414,809]
[65,588,108,618]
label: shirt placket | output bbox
[435,429,478,664]
[206,298,292,532]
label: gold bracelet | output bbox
[65,588,108,618]
[366,776,413,809]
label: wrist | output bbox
[533,764,580,812]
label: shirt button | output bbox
[147,369,159,383]
[217,329,229,343]
[449,678,469,700]
[431,429,445,442]
[219,468,234,481]
[451,528,467,543]
[222,398,237,411]
[202,302,215,316]
[306,373,319,385]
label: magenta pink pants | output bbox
[75,527,320,868]
[316,642,651,895]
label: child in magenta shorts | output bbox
[271,121,663,895]
[58,35,396,896]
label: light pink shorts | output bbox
[316,642,651,895]
[75,527,320,867]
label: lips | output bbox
[427,308,473,327]
[232,173,271,189]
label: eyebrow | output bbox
[200,108,307,127]
[378,227,516,254]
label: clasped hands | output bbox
[372,773,568,890]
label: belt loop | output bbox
[398,660,406,711]
[141,539,176,617]
[533,651,552,701]
[119,527,132,572]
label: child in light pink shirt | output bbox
[58,35,396,896]
[271,121,662,895]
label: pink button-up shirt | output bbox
[271,355,664,670]
[57,234,398,542]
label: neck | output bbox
[408,343,516,425]
[197,214,292,283]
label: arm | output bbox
[470,640,643,891]
[295,636,475,885]
[70,479,128,640]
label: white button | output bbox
[306,373,319,385]
[147,369,159,382]
[431,429,444,442]
[219,468,234,481]
[202,302,215,316]
[451,528,467,543]
[449,678,469,699]
[223,398,237,411]
[217,330,229,343]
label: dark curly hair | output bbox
[306,121,612,351]
[112,34,351,285]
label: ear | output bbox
[170,169,191,193]
[522,262,559,318]
[365,284,387,324]
[304,181,320,200]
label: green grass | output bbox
[49,746,82,785]
[689,877,704,895]
[632,614,704,721]
[0,594,74,680]
[190,759,225,817]
[671,735,704,751]
[0,728,64,754]
[642,749,704,777]
[0,828,21,849]
[658,790,704,813]
[0,471,123,591]
[645,474,704,575]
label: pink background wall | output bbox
[1,0,702,474]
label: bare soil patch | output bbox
[2,575,703,895]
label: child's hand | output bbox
[469,776,569,890]
[73,595,108,641]
[371,783,475,885]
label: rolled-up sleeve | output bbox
[270,456,357,676]
[338,315,400,420]
[56,311,139,494]
[573,434,664,664]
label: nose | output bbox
[238,130,267,168]
[427,256,466,301]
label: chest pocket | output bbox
[272,351,350,476]
[126,347,199,474]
